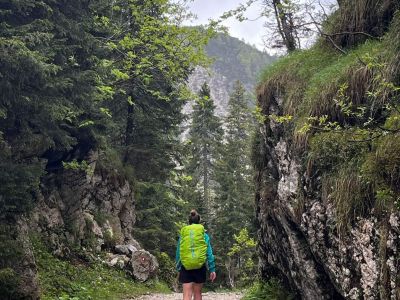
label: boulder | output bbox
[129,250,158,282]
[115,244,130,255]
[127,244,137,253]
[106,253,130,269]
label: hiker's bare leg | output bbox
[182,283,193,300]
[193,283,203,300]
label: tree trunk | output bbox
[272,0,297,52]
[225,258,235,288]
[125,100,134,147]
[202,143,209,219]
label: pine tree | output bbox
[187,83,223,223]
[0,0,110,215]
[214,80,256,287]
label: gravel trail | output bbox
[130,292,243,300]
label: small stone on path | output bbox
[131,292,243,300]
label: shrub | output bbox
[155,252,177,290]
[308,130,368,173]
[242,279,294,300]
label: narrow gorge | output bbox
[1,0,400,299]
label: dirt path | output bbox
[131,292,243,300]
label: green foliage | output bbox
[242,279,293,300]
[259,46,337,85]
[301,40,382,120]
[308,130,368,173]
[0,3,212,297]
[0,0,111,221]
[227,228,257,287]
[250,127,267,171]
[0,163,43,215]
[258,46,338,117]
[0,268,21,300]
[32,236,168,300]
[253,106,267,124]
[213,81,256,287]
[362,135,400,189]
[361,135,400,212]
[186,82,223,219]
[93,211,109,227]
[325,167,373,235]
[258,39,384,125]
[228,229,256,256]
[0,224,22,268]
[62,160,89,172]
[256,10,400,237]
[155,252,177,289]
[322,0,399,49]
[134,180,187,257]
[0,223,25,299]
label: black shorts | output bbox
[179,264,207,284]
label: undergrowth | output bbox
[32,237,169,300]
[242,279,294,300]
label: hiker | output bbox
[176,209,216,300]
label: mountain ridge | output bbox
[187,33,275,117]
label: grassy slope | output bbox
[32,237,169,300]
[257,10,400,233]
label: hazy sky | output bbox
[186,0,266,50]
[186,0,337,52]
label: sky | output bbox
[185,0,337,53]
[186,0,266,51]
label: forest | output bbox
[1,0,400,299]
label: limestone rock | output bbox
[16,217,40,300]
[130,250,159,282]
[31,150,137,254]
[255,82,400,298]
[115,244,130,255]
[106,253,130,269]
[128,244,138,253]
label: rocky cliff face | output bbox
[255,69,400,300]
[254,3,400,298]
[32,151,138,254]
[187,67,231,117]
[9,151,157,299]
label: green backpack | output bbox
[179,224,207,270]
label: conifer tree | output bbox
[0,0,109,215]
[214,80,255,287]
[187,83,223,223]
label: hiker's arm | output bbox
[204,233,215,273]
[175,236,181,271]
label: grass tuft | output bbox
[323,167,373,235]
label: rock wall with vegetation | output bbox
[1,149,159,299]
[0,0,209,298]
[254,1,400,299]
[32,151,138,254]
